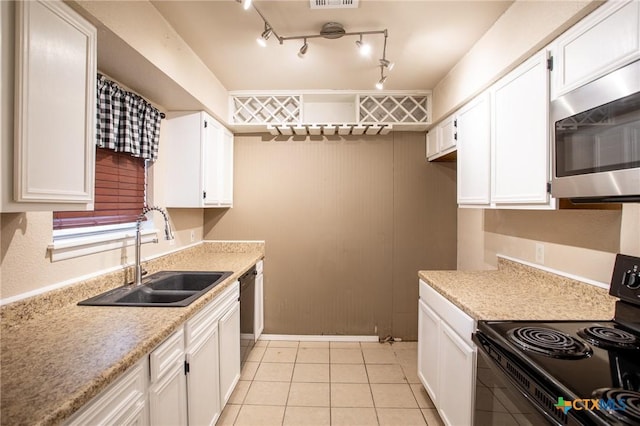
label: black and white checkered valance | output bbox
[96,74,161,162]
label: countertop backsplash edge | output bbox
[0,241,265,324]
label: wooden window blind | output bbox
[53,148,146,230]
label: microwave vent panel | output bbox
[310,0,358,9]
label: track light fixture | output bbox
[298,38,309,58]
[355,35,371,57]
[257,24,272,47]
[379,58,395,71]
[376,66,387,90]
[239,2,393,89]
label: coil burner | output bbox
[577,326,640,350]
[592,388,640,425]
[507,326,592,359]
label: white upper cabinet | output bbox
[491,50,552,207]
[426,113,457,161]
[2,0,96,212]
[456,92,491,206]
[551,0,640,99]
[164,111,234,208]
[455,51,552,209]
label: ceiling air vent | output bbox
[310,0,358,10]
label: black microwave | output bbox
[551,60,640,202]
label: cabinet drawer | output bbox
[419,280,475,344]
[150,328,184,383]
[65,359,147,426]
[185,282,239,348]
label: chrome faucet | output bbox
[134,206,174,286]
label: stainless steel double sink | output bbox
[78,271,233,307]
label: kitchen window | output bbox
[53,147,146,230]
[48,74,162,261]
[49,148,156,261]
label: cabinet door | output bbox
[552,0,640,99]
[149,362,188,426]
[254,271,264,341]
[202,115,222,207]
[186,321,221,426]
[163,112,205,208]
[439,115,457,152]
[417,299,439,404]
[11,0,95,210]
[457,93,491,205]
[491,51,550,205]
[426,131,438,159]
[438,321,476,426]
[219,301,241,407]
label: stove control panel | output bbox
[610,254,640,302]
[623,265,639,289]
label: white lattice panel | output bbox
[359,95,429,123]
[232,95,301,124]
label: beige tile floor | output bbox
[217,340,445,426]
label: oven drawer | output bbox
[419,280,475,342]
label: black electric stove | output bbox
[473,254,640,426]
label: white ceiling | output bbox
[150,0,513,92]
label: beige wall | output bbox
[457,207,640,284]
[203,133,457,339]
[432,0,601,121]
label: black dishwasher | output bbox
[239,266,256,367]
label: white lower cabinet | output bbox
[438,321,476,426]
[70,282,241,426]
[148,326,188,426]
[185,320,221,426]
[65,359,148,426]
[417,299,439,405]
[180,281,240,426]
[219,300,241,406]
[417,279,476,426]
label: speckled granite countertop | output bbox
[0,241,264,426]
[418,257,617,321]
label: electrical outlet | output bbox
[190,230,195,242]
[535,243,545,264]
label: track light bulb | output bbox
[242,0,252,10]
[356,37,371,57]
[380,58,395,71]
[257,26,272,47]
[298,39,309,58]
[375,75,387,90]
